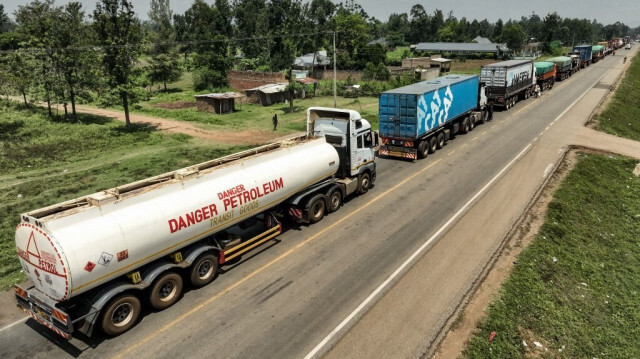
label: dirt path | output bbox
[71,104,281,145]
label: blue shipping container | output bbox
[379,75,479,140]
[572,45,593,62]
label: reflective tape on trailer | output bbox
[288,208,302,219]
[381,138,389,145]
[21,307,70,339]
[405,141,414,147]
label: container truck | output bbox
[480,60,536,110]
[548,56,573,81]
[569,55,581,73]
[378,74,490,160]
[592,45,605,63]
[14,107,378,339]
[572,45,593,67]
[534,62,556,90]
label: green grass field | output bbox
[0,100,249,289]
[131,93,380,132]
[463,153,640,358]
[596,52,640,141]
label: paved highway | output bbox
[0,49,634,359]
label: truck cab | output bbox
[307,107,377,180]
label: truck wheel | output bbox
[358,172,371,194]
[469,117,475,131]
[189,253,219,288]
[461,118,470,134]
[417,141,429,159]
[436,132,445,149]
[101,294,141,336]
[308,197,326,223]
[327,189,342,213]
[428,136,437,154]
[150,272,183,310]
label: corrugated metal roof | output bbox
[431,57,452,63]
[293,51,331,67]
[195,92,244,99]
[472,36,492,44]
[247,83,288,94]
[415,42,507,53]
[382,74,476,95]
[296,77,318,84]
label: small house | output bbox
[195,92,244,114]
[244,83,290,106]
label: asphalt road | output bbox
[0,49,634,359]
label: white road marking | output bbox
[305,69,613,359]
[0,317,26,332]
[303,142,533,359]
[543,163,554,178]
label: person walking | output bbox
[272,113,278,131]
[534,84,541,98]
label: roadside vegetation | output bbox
[0,100,249,289]
[595,51,640,141]
[463,153,640,358]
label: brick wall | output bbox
[227,70,286,91]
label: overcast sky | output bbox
[4,0,640,28]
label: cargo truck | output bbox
[592,45,605,63]
[534,62,556,91]
[14,107,378,339]
[481,60,536,110]
[569,54,581,73]
[548,56,573,81]
[378,74,490,160]
[572,45,593,67]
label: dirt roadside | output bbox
[433,55,637,358]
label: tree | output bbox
[93,0,142,129]
[147,0,182,91]
[15,0,61,117]
[408,4,429,44]
[499,22,527,53]
[233,0,268,59]
[334,11,368,69]
[0,5,16,33]
[184,0,231,89]
[3,50,37,105]
[541,12,562,53]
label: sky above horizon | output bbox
[4,0,640,28]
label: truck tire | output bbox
[469,117,475,131]
[189,252,219,288]
[149,272,183,310]
[461,118,470,134]
[358,172,371,194]
[436,132,445,149]
[101,294,141,336]
[417,141,429,159]
[308,196,326,223]
[327,189,342,213]
[428,136,437,154]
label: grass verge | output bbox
[595,51,640,141]
[463,152,640,358]
[0,100,247,289]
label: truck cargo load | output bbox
[548,56,574,80]
[592,45,605,62]
[481,60,535,110]
[14,107,378,339]
[534,62,556,90]
[572,45,593,67]
[379,74,489,160]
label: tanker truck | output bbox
[14,107,377,339]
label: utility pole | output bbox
[333,31,337,108]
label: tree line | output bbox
[0,0,637,127]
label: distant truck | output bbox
[14,107,378,339]
[534,62,556,91]
[378,74,490,160]
[548,56,574,81]
[592,45,605,63]
[481,60,536,110]
[572,45,593,67]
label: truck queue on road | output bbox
[13,36,631,340]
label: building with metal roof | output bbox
[415,42,508,54]
[194,92,244,114]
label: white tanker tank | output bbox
[14,107,378,339]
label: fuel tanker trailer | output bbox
[14,107,378,339]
